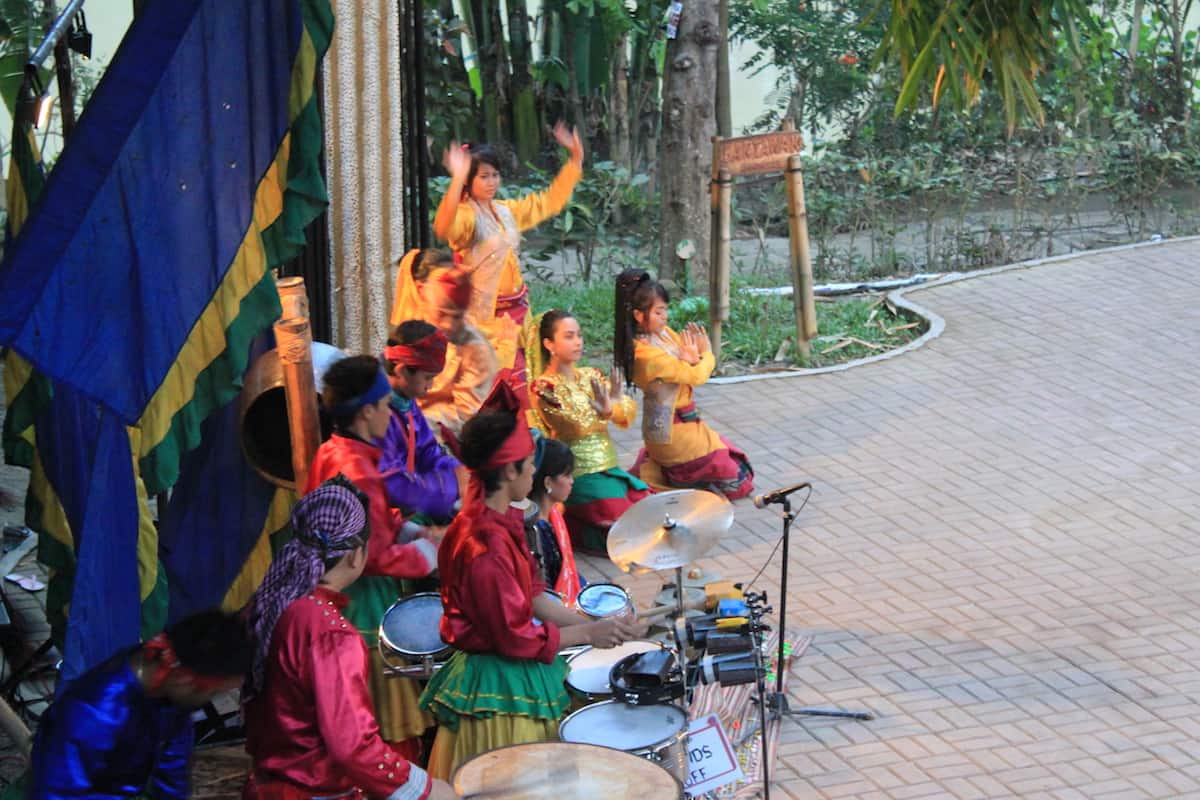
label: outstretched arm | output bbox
[433,144,472,243]
[505,122,584,231]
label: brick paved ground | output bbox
[583,239,1200,799]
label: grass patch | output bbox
[530,278,927,373]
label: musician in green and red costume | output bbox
[419,371,642,780]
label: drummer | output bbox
[420,371,643,780]
[243,477,455,799]
[306,355,438,755]
[525,434,584,606]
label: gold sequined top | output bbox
[531,366,637,476]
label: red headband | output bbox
[384,331,448,374]
[142,633,234,693]
[481,377,534,469]
[442,369,534,470]
[431,268,472,310]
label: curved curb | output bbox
[708,234,1200,386]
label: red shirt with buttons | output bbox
[243,587,431,799]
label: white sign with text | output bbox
[684,714,746,797]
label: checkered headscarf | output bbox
[244,476,370,698]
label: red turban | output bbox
[442,368,534,476]
[432,268,472,310]
[384,331,448,374]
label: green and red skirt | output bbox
[562,467,653,555]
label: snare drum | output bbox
[558,700,689,782]
[576,582,634,618]
[565,640,662,701]
[378,592,449,678]
[453,741,682,799]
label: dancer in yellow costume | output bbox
[432,122,583,377]
[391,248,499,437]
[614,269,755,500]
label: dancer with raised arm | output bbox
[432,124,584,376]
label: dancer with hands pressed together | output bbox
[615,269,754,500]
[432,123,584,377]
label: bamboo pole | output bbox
[709,169,733,365]
[273,313,321,492]
[785,154,817,357]
[277,276,310,321]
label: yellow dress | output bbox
[442,161,582,369]
[631,328,754,499]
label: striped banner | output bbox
[0,0,333,679]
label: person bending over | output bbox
[30,610,251,799]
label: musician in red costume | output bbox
[305,355,438,749]
[419,372,642,779]
[242,477,455,800]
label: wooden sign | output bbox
[713,131,804,177]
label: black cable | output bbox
[746,484,812,588]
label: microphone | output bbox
[752,481,811,509]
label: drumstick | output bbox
[638,594,707,621]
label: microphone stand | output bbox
[769,496,873,723]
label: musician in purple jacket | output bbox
[380,320,462,525]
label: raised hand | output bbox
[609,367,625,401]
[588,373,613,419]
[552,121,585,165]
[442,143,471,181]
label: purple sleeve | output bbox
[379,411,460,522]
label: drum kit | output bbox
[379,489,801,798]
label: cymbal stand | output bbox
[742,590,774,800]
[769,496,873,722]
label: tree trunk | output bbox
[508,0,539,162]
[1124,0,1145,110]
[658,0,720,286]
[610,33,631,172]
[716,0,732,138]
[488,0,511,143]
[629,4,662,186]
[563,17,587,136]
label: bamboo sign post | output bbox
[709,169,733,363]
[785,154,818,357]
[709,128,814,363]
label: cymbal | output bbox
[607,489,734,573]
